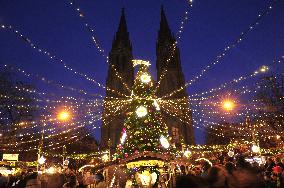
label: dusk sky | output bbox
[0,0,284,143]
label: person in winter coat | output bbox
[25,172,41,188]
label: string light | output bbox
[161,1,279,99]
[155,0,193,92]
[0,24,128,98]
[1,64,103,98]
[68,1,132,94]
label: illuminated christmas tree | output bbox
[117,60,170,158]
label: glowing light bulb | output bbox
[153,99,160,111]
[102,154,109,162]
[227,150,234,157]
[136,106,148,117]
[251,145,260,153]
[223,100,235,111]
[120,131,127,144]
[260,65,269,72]
[57,111,70,121]
[160,135,170,149]
[184,150,192,158]
[38,156,46,165]
[140,74,151,83]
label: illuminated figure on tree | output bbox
[117,60,170,158]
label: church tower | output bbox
[101,9,134,150]
[156,7,194,144]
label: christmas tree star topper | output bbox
[132,59,151,67]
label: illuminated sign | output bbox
[3,154,19,161]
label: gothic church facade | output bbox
[101,8,194,150]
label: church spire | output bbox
[159,5,172,39]
[102,8,134,150]
[114,8,130,45]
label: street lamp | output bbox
[222,100,235,111]
[37,110,71,172]
[57,111,71,121]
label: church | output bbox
[101,7,194,151]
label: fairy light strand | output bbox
[161,0,279,99]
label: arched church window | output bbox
[172,126,179,140]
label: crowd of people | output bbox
[0,156,284,188]
[176,156,284,188]
[0,169,106,188]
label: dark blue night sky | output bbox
[0,0,284,144]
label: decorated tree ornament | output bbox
[184,150,192,158]
[117,61,169,158]
[120,130,127,145]
[132,59,151,67]
[227,150,234,157]
[140,73,151,83]
[251,144,260,153]
[136,106,148,117]
[153,99,160,111]
[38,156,46,165]
[160,135,170,149]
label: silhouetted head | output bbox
[29,172,38,179]
[225,162,235,174]
[176,174,208,188]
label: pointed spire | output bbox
[116,8,128,39]
[111,8,131,49]
[159,5,171,37]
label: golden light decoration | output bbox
[195,158,213,166]
[63,159,69,166]
[38,156,46,165]
[132,59,151,67]
[140,74,151,83]
[259,65,269,72]
[227,150,234,157]
[57,111,71,121]
[160,135,170,149]
[101,153,109,162]
[136,106,148,117]
[137,170,158,186]
[153,99,160,111]
[184,150,192,158]
[276,135,280,139]
[120,131,127,144]
[46,166,56,174]
[222,100,235,111]
[251,144,260,153]
[126,160,164,169]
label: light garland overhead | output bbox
[0,24,129,98]
[68,1,133,94]
[155,0,193,93]
[161,1,279,99]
